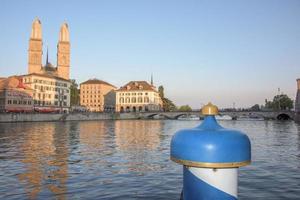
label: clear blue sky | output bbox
[0,0,299,108]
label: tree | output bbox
[273,94,293,110]
[178,105,192,112]
[250,104,260,111]
[70,79,80,106]
[265,94,293,110]
[158,85,177,111]
[163,98,177,111]
[158,86,164,99]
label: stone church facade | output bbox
[22,19,71,112]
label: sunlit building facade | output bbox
[80,79,117,112]
[115,81,163,112]
[0,76,33,112]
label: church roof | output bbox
[116,81,157,92]
[81,79,116,88]
[22,73,70,82]
[43,62,57,72]
[0,76,33,90]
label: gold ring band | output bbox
[171,157,251,168]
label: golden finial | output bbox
[201,102,219,116]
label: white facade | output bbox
[115,81,162,112]
[22,74,71,112]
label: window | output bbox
[132,97,136,103]
[64,95,67,100]
[119,97,124,103]
[55,101,58,106]
[55,95,58,99]
[125,97,130,103]
[7,100,12,104]
[144,97,149,103]
[138,97,143,103]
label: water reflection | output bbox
[18,123,69,200]
[115,120,162,151]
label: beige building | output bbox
[115,81,162,112]
[22,73,71,112]
[0,76,33,112]
[80,79,117,112]
[22,18,71,112]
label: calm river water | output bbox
[0,119,300,199]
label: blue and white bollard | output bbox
[171,103,251,200]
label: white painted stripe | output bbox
[188,167,238,198]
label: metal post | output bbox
[171,103,251,199]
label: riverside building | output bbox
[0,76,34,112]
[115,81,163,112]
[80,79,117,112]
[22,18,71,112]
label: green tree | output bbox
[163,98,177,111]
[158,86,164,99]
[250,104,260,111]
[158,85,177,111]
[178,105,192,112]
[265,94,293,110]
[273,94,293,110]
[70,79,80,106]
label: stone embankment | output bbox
[0,113,141,123]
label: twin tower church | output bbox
[28,18,70,80]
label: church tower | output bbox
[28,18,43,74]
[57,23,70,80]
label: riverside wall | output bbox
[0,112,141,123]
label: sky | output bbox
[0,0,299,109]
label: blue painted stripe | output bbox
[183,167,237,200]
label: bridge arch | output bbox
[174,114,189,119]
[146,113,173,119]
[276,113,291,120]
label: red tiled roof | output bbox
[22,73,70,82]
[0,76,33,90]
[80,79,116,88]
[116,81,157,92]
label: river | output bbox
[0,119,300,199]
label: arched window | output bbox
[144,97,149,103]
[132,97,136,103]
[138,97,143,103]
[119,97,124,103]
[125,97,130,103]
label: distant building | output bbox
[22,73,71,112]
[296,79,300,112]
[115,81,162,112]
[0,76,33,112]
[80,79,117,112]
[22,18,71,112]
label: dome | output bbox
[43,62,56,72]
[170,116,251,168]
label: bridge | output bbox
[135,110,295,120]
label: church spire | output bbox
[30,18,42,39]
[46,46,49,64]
[151,73,153,85]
